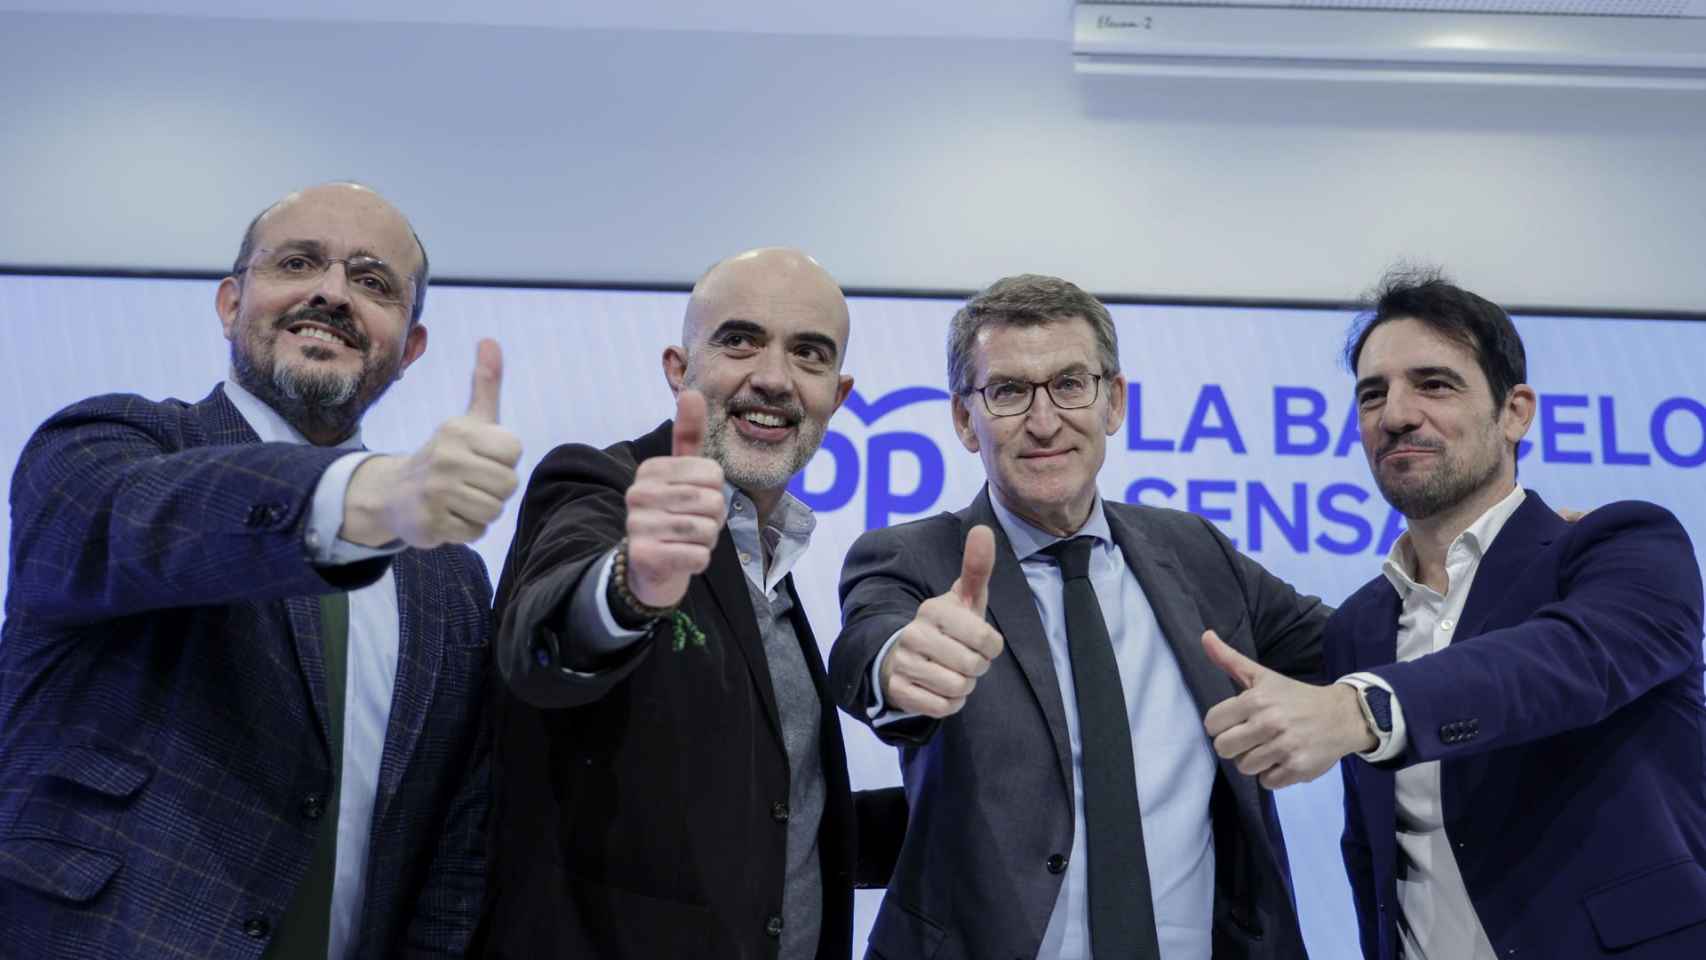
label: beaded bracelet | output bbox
[610,537,709,652]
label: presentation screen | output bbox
[2,273,1701,957]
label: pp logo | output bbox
[788,386,952,531]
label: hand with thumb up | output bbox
[621,389,728,610]
[1200,628,1377,790]
[341,338,524,549]
[878,524,1007,718]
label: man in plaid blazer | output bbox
[0,183,521,958]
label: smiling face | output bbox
[217,184,427,444]
[666,248,854,497]
[1355,316,1534,524]
[952,316,1126,537]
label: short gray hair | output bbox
[946,274,1120,395]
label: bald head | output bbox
[234,182,430,324]
[682,247,850,364]
[664,246,855,507]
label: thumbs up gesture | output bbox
[342,339,524,549]
[1200,629,1377,789]
[621,389,728,609]
[877,525,1007,718]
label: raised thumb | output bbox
[466,338,503,423]
[1202,629,1266,691]
[952,524,996,614]
[673,389,707,457]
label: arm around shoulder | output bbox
[1373,500,1704,765]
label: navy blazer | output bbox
[0,386,492,958]
[1327,491,1706,958]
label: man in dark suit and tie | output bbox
[480,247,903,960]
[0,182,522,958]
[830,274,1327,959]
[1197,272,1706,958]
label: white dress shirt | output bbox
[223,380,402,960]
[873,496,1218,959]
[1341,484,1527,960]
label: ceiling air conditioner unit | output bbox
[1074,1,1706,87]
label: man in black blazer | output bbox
[830,274,1326,959]
[481,248,904,959]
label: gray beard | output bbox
[232,342,375,444]
[700,403,825,492]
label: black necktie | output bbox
[1041,537,1161,960]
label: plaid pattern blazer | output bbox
[0,385,492,958]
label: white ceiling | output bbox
[0,0,1073,40]
[2,0,1699,36]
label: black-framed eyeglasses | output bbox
[966,371,1104,417]
[236,248,413,312]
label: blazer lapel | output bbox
[1349,591,1401,895]
[963,491,1074,797]
[376,548,441,809]
[199,387,340,761]
[700,530,782,741]
[633,419,784,740]
[283,595,337,762]
[1457,490,1558,639]
[1103,504,1230,718]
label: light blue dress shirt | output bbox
[872,495,1218,959]
[223,380,402,960]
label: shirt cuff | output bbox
[565,548,649,658]
[1337,672,1409,763]
[309,451,404,565]
[868,628,922,728]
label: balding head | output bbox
[664,247,854,509]
[682,247,850,364]
[234,182,430,325]
[219,182,431,445]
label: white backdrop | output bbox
[2,273,1703,957]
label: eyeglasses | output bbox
[967,371,1104,417]
[237,248,413,312]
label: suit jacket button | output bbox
[765,914,784,937]
[1046,854,1068,874]
[771,800,790,823]
[243,916,271,939]
[300,793,324,821]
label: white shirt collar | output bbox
[221,378,365,451]
[1382,485,1527,599]
[987,489,1113,562]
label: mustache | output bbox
[1379,436,1444,459]
[721,394,804,424]
[274,307,369,352]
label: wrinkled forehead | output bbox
[688,269,850,351]
[252,189,422,275]
[972,315,1099,380]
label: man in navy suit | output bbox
[1199,271,1706,958]
[0,182,521,958]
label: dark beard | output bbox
[1376,442,1503,522]
[231,307,391,445]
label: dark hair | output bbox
[1343,267,1526,410]
[231,185,430,325]
[947,274,1119,395]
